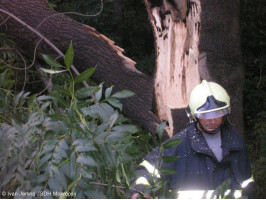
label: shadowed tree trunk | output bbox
[0,0,244,138]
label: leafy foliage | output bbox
[0,44,155,198]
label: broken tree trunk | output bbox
[0,0,165,138]
[145,0,201,136]
[145,0,244,136]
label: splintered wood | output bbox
[146,0,201,136]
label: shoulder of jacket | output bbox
[173,123,196,138]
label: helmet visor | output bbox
[195,107,230,119]
[195,95,230,119]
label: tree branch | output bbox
[0,8,89,88]
[36,0,104,30]
[0,114,12,124]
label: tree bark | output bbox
[145,0,244,136]
[0,0,244,137]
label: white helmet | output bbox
[189,80,230,120]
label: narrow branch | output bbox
[256,62,262,88]
[22,61,27,91]
[0,47,28,70]
[0,15,10,28]
[0,8,89,88]
[36,0,103,30]
[0,38,42,92]
[0,114,12,124]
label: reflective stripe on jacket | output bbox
[133,122,252,194]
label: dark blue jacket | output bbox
[134,122,251,192]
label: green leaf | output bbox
[75,144,97,152]
[74,67,95,83]
[58,140,69,150]
[14,91,25,107]
[159,167,177,175]
[80,169,93,179]
[40,145,55,156]
[64,41,74,69]
[121,163,130,186]
[42,54,64,68]
[94,123,109,135]
[39,153,52,168]
[55,146,67,158]
[112,125,139,134]
[37,95,54,101]
[18,165,27,177]
[116,169,121,183]
[95,83,103,102]
[157,121,167,142]
[0,166,16,187]
[54,169,67,191]
[88,103,115,123]
[100,145,116,167]
[40,67,68,74]
[48,178,61,192]
[161,155,179,163]
[77,156,97,166]
[105,131,131,144]
[107,97,122,111]
[111,90,135,98]
[76,86,100,99]
[108,111,119,128]
[70,152,76,178]
[162,138,182,149]
[105,86,113,99]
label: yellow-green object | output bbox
[189,80,230,119]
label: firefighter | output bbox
[131,80,253,199]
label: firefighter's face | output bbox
[198,117,223,132]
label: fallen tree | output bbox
[0,0,244,138]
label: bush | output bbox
[0,43,155,199]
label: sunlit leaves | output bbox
[74,67,96,83]
[40,67,68,74]
[64,41,74,69]
[42,54,64,68]
[111,90,135,98]
[105,86,113,99]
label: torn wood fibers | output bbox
[145,0,201,136]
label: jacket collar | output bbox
[188,122,243,160]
